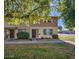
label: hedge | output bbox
[17,32,29,39]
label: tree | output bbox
[58,26,62,32]
[4,0,52,25]
[58,0,75,31]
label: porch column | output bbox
[29,28,32,39]
[40,28,43,38]
[6,29,10,40]
[14,29,18,39]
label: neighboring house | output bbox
[4,16,58,39]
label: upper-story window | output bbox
[44,20,51,23]
[44,20,46,23]
[48,20,51,23]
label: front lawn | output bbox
[58,34,75,42]
[5,43,75,59]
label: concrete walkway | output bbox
[4,39,75,45]
[4,39,65,44]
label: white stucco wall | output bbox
[5,26,58,39]
[30,27,58,38]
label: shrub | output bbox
[52,34,59,39]
[17,32,29,39]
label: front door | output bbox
[10,29,15,38]
[32,29,36,38]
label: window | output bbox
[44,21,46,23]
[49,29,53,35]
[43,29,53,35]
[43,29,47,35]
[48,20,51,23]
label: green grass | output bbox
[58,35,75,42]
[5,43,75,59]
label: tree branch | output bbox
[21,5,58,18]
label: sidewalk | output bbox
[4,39,64,44]
[4,39,75,45]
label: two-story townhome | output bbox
[4,16,58,39]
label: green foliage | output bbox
[4,0,51,25]
[52,34,59,39]
[58,26,62,31]
[58,0,75,30]
[17,32,29,39]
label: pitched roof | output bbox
[31,16,58,27]
[4,16,58,28]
